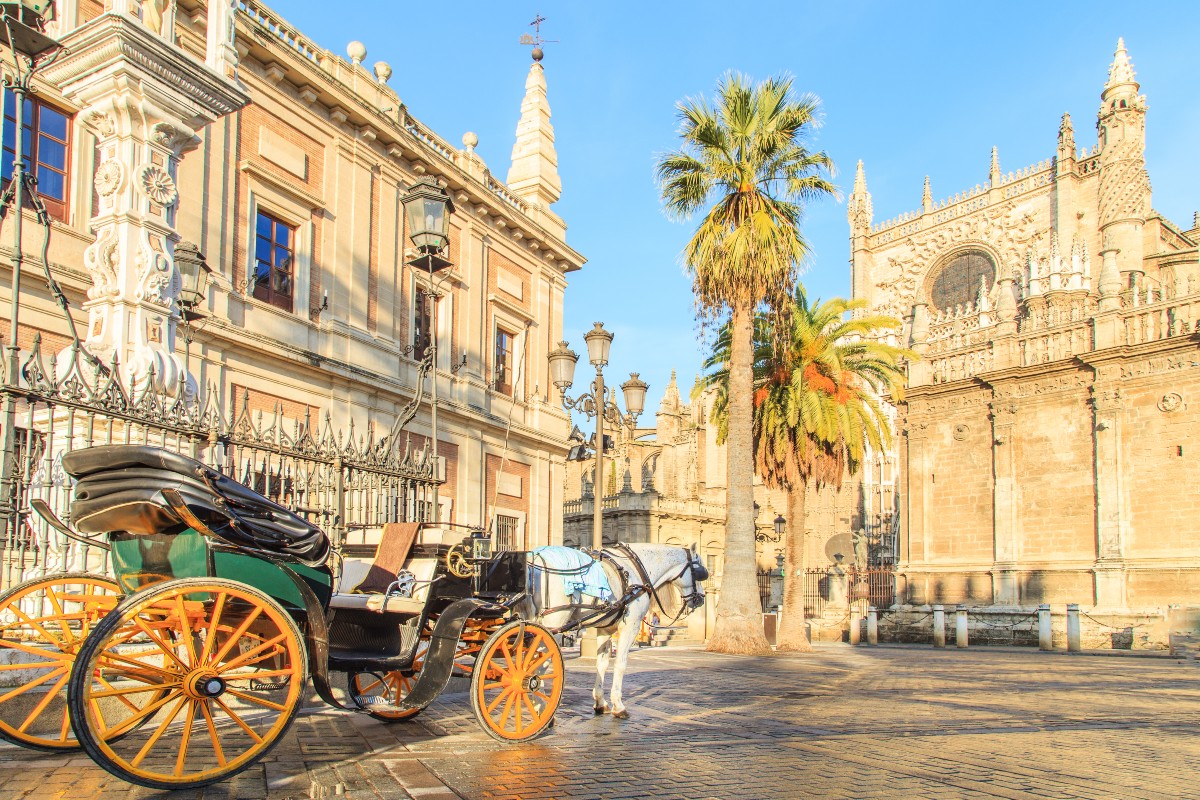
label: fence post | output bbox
[1066,603,1081,652]
[932,604,946,648]
[867,605,878,645]
[849,605,861,645]
[1038,604,1052,650]
[955,605,968,648]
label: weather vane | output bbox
[518,13,557,61]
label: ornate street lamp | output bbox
[552,322,647,551]
[399,177,455,522]
[175,241,211,320]
[755,512,786,543]
[401,176,454,274]
[0,0,63,538]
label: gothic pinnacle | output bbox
[1106,37,1137,89]
[853,160,867,194]
[922,175,932,213]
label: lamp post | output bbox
[0,2,62,539]
[755,512,786,543]
[548,323,648,551]
[400,177,454,523]
[173,241,211,403]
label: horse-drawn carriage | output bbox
[0,445,563,789]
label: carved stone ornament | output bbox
[94,160,124,197]
[137,164,178,207]
[135,238,177,309]
[82,227,120,299]
[952,423,970,441]
[1157,392,1183,413]
[151,122,181,150]
[85,112,116,138]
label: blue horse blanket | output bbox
[531,546,613,600]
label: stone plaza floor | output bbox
[0,644,1197,800]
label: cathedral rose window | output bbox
[928,249,996,311]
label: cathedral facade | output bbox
[850,40,1200,620]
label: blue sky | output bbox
[274,1,1200,411]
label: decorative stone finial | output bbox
[462,131,479,151]
[507,49,562,211]
[1107,37,1136,88]
[532,46,544,62]
[921,175,932,213]
[373,61,392,83]
[989,146,1000,185]
[347,41,367,65]
[1058,112,1075,150]
[853,160,867,194]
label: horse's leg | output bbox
[610,598,648,719]
[593,630,612,714]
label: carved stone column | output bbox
[1090,375,1129,608]
[41,14,247,397]
[989,390,1020,606]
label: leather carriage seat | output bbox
[330,522,443,610]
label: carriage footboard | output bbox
[392,598,501,712]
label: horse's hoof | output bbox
[593,705,608,715]
[613,709,630,720]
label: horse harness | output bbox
[535,544,704,633]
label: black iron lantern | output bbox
[401,177,454,273]
[175,241,211,320]
[0,1,60,58]
[773,514,786,539]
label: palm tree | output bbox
[658,74,835,654]
[702,287,910,651]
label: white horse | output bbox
[527,542,707,719]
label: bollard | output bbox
[1038,604,1052,650]
[1066,603,1081,652]
[932,604,946,648]
[955,605,969,648]
[867,605,879,645]
[849,606,861,645]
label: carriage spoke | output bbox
[130,695,188,768]
[174,700,198,777]
[212,606,265,666]
[0,663,67,704]
[217,634,288,673]
[17,669,70,733]
[0,638,72,662]
[132,618,190,673]
[89,680,182,699]
[198,700,227,767]
[98,689,181,741]
[174,595,199,667]
[223,688,289,712]
[212,697,264,744]
[485,686,511,714]
[198,593,228,666]
[8,604,70,651]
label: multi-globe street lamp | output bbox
[548,323,648,550]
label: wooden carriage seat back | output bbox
[353,522,421,593]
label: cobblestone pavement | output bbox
[1,645,1197,799]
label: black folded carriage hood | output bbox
[62,445,330,568]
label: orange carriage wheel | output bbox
[0,572,120,751]
[469,620,562,743]
[347,637,428,722]
[67,578,306,790]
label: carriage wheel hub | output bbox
[188,672,226,698]
[523,674,541,692]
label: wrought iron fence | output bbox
[0,336,439,590]
[757,566,896,616]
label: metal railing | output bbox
[0,336,439,590]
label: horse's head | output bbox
[678,544,708,611]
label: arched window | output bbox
[929,250,996,311]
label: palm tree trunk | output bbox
[775,479,811,651]
[706,301,771,655]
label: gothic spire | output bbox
[989,146,1001,186]
[921,175,932,213]
[848,160,873,232]
[507,50,562,209]
[1106,37,1137,90]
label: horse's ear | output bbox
[690,542,698,555]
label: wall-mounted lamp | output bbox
[311,290,328,320]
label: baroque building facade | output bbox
[850,40,1199,626]
[4,1,581,553]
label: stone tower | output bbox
[1096,38,1150,281]
[847,161,873,301]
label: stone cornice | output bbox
[43,14,249,121]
